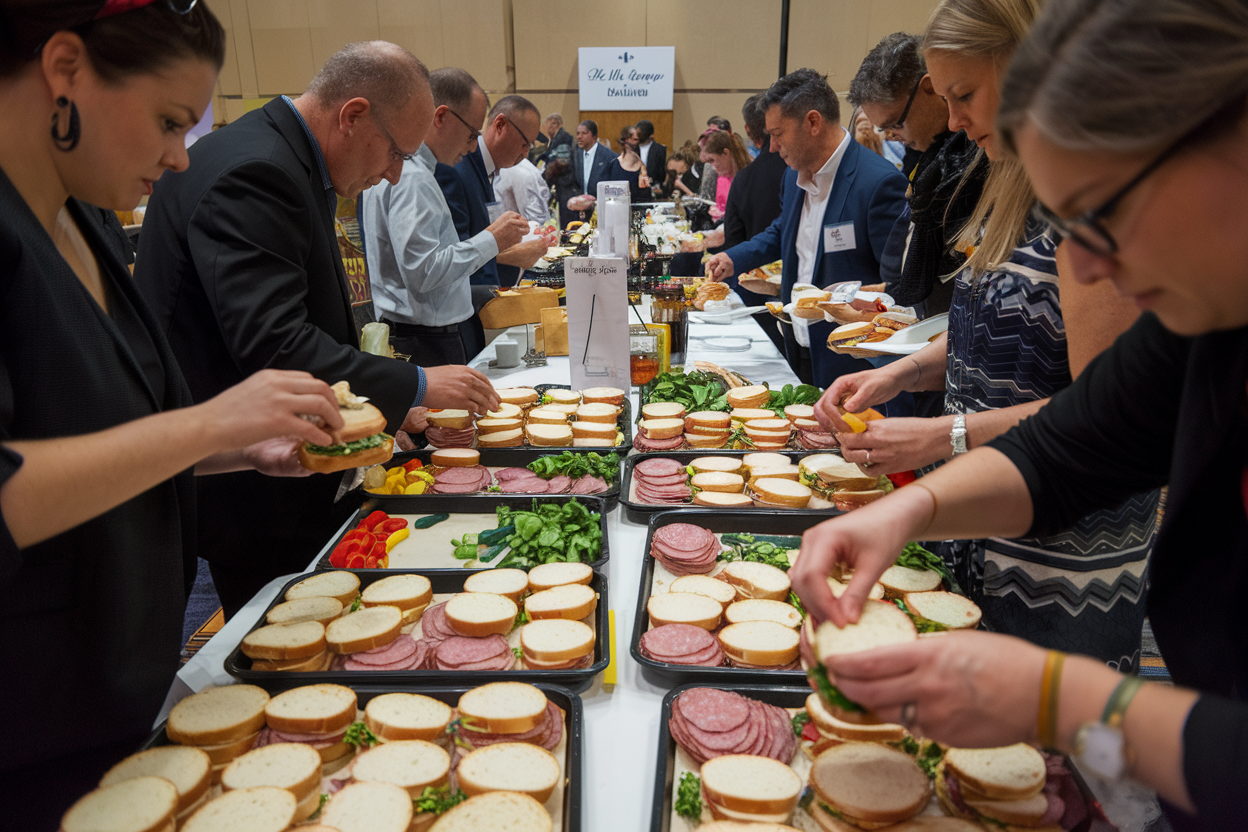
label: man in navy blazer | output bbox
[707,69,908,388]
[556,120,613,228]
[441,95,547,287]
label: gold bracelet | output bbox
[1037,650,1065,748]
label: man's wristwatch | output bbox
[1074,676,1144,780]
[950,414,968,456]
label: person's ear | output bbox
[338,97,370,136]
[40,31,90,102]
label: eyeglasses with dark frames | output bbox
[880,75,923,132]
[446,108,481,142]
[505,115,535,148]
[371,112,418,163]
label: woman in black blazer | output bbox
[0,2,342,822]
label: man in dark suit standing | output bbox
[635,119,666,200]
[706,69,907,389]
[557,120,612,228]
[442,95,547,289]
[136,42,499,618]
[532,112,572,164]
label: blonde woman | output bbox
[810,0,1160,668]
[702,129,751,221]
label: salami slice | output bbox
[436,467,486,484]
[419,602,457,644]
[349,633,417,666]
[639,623,716,657]
[431,481,482,494]
[433,634,511,668]
[458,700,562,751]
[633,457,685,476]
[673,687,751,733]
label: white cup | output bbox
[494,339,521,368]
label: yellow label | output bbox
[604,609,617,687]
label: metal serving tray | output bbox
[630,509,832,687]
[315,494,610,571]
[147,683,585,832]
[225,569,608,693]
[359,447,621,512]
[619,450,843,523]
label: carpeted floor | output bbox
[181,558,223,663]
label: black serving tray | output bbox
[649,683,1116,832]
[359,447,621,512]
[630,510,833,687]
[619,450,843,523]
[225,569,608,693]
[316,493,610,571]
[148,683,584,832]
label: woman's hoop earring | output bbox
[51,96,81,152]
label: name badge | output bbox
[824,222,856,253]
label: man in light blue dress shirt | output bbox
[360,68,528,366]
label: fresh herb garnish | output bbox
[788,591,806,619]
[895,541,959,592]
[527,451,621,484]
[894,598,947,634]
[513,608,531,630]
[918,741,944,778]
[674,772,702,820]
[716,532,798,571]
[641,369,729,412]
[791,711,811,737]
[809,664,864,714]
[491,499,603,570]
[414,785,467,815]
[343,721,379,749]
[512,646,523,660]
[304,432,391,456]
[349,596,363,613]
[764,383,823,417]
[308,793,330,820]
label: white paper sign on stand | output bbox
[577,47,675,111]
[565,257,630,391]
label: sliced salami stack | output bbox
[418,602,459,645]
[649,523,719,575]
[338,633,423,671]
[633,457,692,504]
[431,465,493,494]
[455,699,564,751]
[798,429,838,449]
[425,426,476,448]
[493,467,552,494]
[667,687,797,766]
[638,623,725,666]
[432,634,515,671]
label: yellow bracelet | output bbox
[1037,650,1065,748]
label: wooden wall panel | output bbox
[213,0,242,97]
[512,0,646,91]
[307,0,381,70]
[249,0,316,95]
[672,92,759,151]
[646,0,779,91]
[377,0,510,93]
[227,0,259,97]
[580,110,673,154]
[786,0,870,93]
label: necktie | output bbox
[583,150,591,192]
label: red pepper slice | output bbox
[361,510,389,532]
[369,541,387,559]
[380,518,409,533]
[801,721,822,742]
[341,529,369,542]
[329,549,348,568]
[364,555,378,568]
[886,470,917,488]
[347,553,366,569]
[402,459,423,472]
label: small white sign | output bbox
[578,47,675,111]
[824,221,857,253]
[565,256,631,390]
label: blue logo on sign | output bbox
[619,52,633,63]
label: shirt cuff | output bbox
[411,366,428,408]
[472,229,500,260]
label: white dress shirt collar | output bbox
[638,140,652,165]
[796,127,850,201]
[478,135,497,180]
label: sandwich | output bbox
[240,620,331,672]
[792,290,833,320]
[641,401,688,421]
[826,322,891,354]
[99,746,213,822]
[220,742,324,821]
[802,457,893,511]
[427,790,552,832]
[363,692,454,742]
[718,620,802,668]
[444,592,519,637]
[454,682,562,751]
[456,742,562,803]
[648,591,724,631]
[61,777,181,832]
[634,416,685,452]
[668,574,737,608]
[259,684,359,775]
[526,561,593,593]
[808,742,931,830]
[166,684,271,777]
[750,477,813,509]
[180,786,298,832]
[524,583,597,620]
[319,781,415,832]
[898,591,982,631]
[581,386,625,406]
[700,754,803,823]
[346,739,452,797]
[935,744,1059,830]
[873,310,918,332]
[519,618,596,669]
[462,567,530,603]
[298,381,393,473]
[818,293,890,325]
[720,560,792,601]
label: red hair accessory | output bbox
[94,0,160,19]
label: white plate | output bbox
[848,314,949,355]
[694,336,753,352]
[689,306,769,325]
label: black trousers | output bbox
[383,318,475,367]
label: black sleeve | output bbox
[1182,694,1248,824]
[987,313,1187,536]
[722,177,747,249]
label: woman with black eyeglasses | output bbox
[810,0,1159,671]
[794,0,1248,825]
[0,1,346,821]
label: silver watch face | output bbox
[1078,722,1127,780]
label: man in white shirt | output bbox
[705,68,907,387]
[360,68,528,366]
[495,157,550,225]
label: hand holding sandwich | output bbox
[197,369,344,448]
[420,365,501,415]
[704,252,736,282]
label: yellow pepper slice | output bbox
[385,528,409,552]
[404,481,427,495]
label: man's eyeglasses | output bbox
[880,75,923,133]
[505,115,535,148]
[446,109,481,142]
[371,112,417,163]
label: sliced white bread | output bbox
[797,454,842,480]
[964,792,1051,825]
[706,801,795,824]
[700,824,802,832]
[485,402,524,420]
[319,781,415,832]
[61,777,178,832]
[943,744,1047,801]
[426,409,473,430]
[444,592,519,637]
[526,423,575,446]
[544,403,580,416]
[241,621,326,661]
[220,742,321,800]
[700,753,803,816]
[693,491,755,508]
[743,418,792,433]
[749,440,790,451]
[685,411,733,431]
[647,592,723,630]
[668,574,737,607]
[717,621,800,666]
[641,401,687,420]
[430,448,480,467]
[783,404,816,422]
[805,693,907,742]
[811,600,917,667]
[689,456,744,474]
[457,683,551,734]
[496,388,540,407]
[751,478,811,508]
[719,561,792,602]
[285,570,360,607]
[730,408,776,425]
[904,591,981,630]
[478,428,523,447]
[685,424,732,438]
[520,618,595,663]
[264,684,357,734]
[792,417,825,431]
[575,403,622,424]
[879,565,943,597]
[691,471,745,493]
[815,458,879,490]
[180,786,297,832]
[361,574,433,612]
[581,386,625,405]
[192,732,262,766]
[685,433,731,449]
[526,407,570,426]
[638,418,685,439]
[364,693,454,742]
[726,385,771,409]
[167,685,270,747]
[463,568,530,603]
[747,465,801,482]
[527,562,593,593]
[100,747,212,815]
[350,740,451,797]
[724,598,802,629]
[476,417,523,435]
[456,742,561,803]
[570,420,618,440]
[809,742,931,825]
[428,791,552,832]
[884,820,988,832]
[827,577,886,601]
[265,596,343,627]
[326,605,402,653]
[524,583,597,620]
[545,388,582,405]
[741,452,791,469]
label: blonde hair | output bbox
[704,130,752,175]
[924,0,1041,273]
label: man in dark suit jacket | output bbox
[556,119,613,228]
[443,95,547,288]
[635,119,667,200]
[707,69,908,389]
[136,42,499,617]
[532,112,572,164]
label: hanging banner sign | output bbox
[578,46,675,111]
[564,256,630,391]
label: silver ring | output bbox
[864,449,873,467]
[899,701,917,728]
